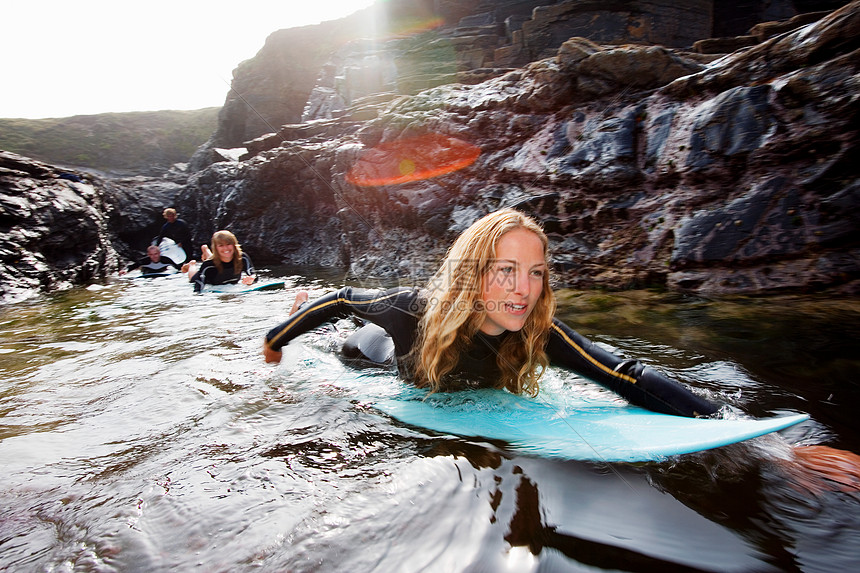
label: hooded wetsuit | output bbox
[265,287,718,417]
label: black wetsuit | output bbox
[265,287,718,418]
[191,253,255,293]
[155,219,192,261]
[127,255,182,276]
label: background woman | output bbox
[190,230,256,293]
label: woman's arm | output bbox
[263,286,421,363]
[547,319,718,417]
[191,261,213,293]
[163,257,183,271]
[241,253,256,285]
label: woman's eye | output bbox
[499,265,514,274]
[531,269,544,278]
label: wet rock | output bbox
[684,85,775,171]
[575,45,705,98]
[0,151,121,302]
[670,177,803,266]
[693,36,759,54]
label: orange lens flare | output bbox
[346,132,481,187]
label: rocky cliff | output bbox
[178,0,859,296]
[193,0,848,166]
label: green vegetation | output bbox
[0,108,220,172]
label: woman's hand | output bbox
[290,291,309,314]
[242,275,256,285]
[263,343,282,364]
[787,445,860,494]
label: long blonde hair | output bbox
[411,208,556,396]
[210,230,244,274]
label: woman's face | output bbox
[479,228,545,336]
[215,242,235,263]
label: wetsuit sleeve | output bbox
[265,286,421,356]
[161,256,182,270]
[547,319,718,418]
[191,261,214,293]
[155,222,168,246]
[126,257,146,272]
[177,221,192,249]
[242,253,255,279]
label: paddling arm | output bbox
[264,286,421,356]
[547,319,718,417]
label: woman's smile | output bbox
[216,243,235,262]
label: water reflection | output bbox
[0,272,858,571]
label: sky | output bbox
[2,0,377,119]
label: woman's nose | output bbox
[513,269,530,296]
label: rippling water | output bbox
[1,269,859,572]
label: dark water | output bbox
[1,269,859,572]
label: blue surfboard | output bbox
[203,280,286,294]
[374,389,809,463]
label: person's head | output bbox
[413,208,556,396]
[163,208,177,223]
[210,230,243,273]
[146,245,161,262]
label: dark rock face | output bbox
[198,0,840,170]
[0,151,122,302]
[179,1,860,296]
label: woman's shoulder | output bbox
[339,285,424,311]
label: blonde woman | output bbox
[263,208,717,417]
[190,230,256,293]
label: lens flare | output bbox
[346,132,481,187]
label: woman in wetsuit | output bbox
[190,230,256,293]
[263,208,717,418]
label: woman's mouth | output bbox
[506,302,528,314]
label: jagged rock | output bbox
[518,0,714,61]
[749,9,833,40]
[0,151,121,301]
[574,44,705,97]
[684,84,776,171]
[694,10,834,54]
[693,36,760,54]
